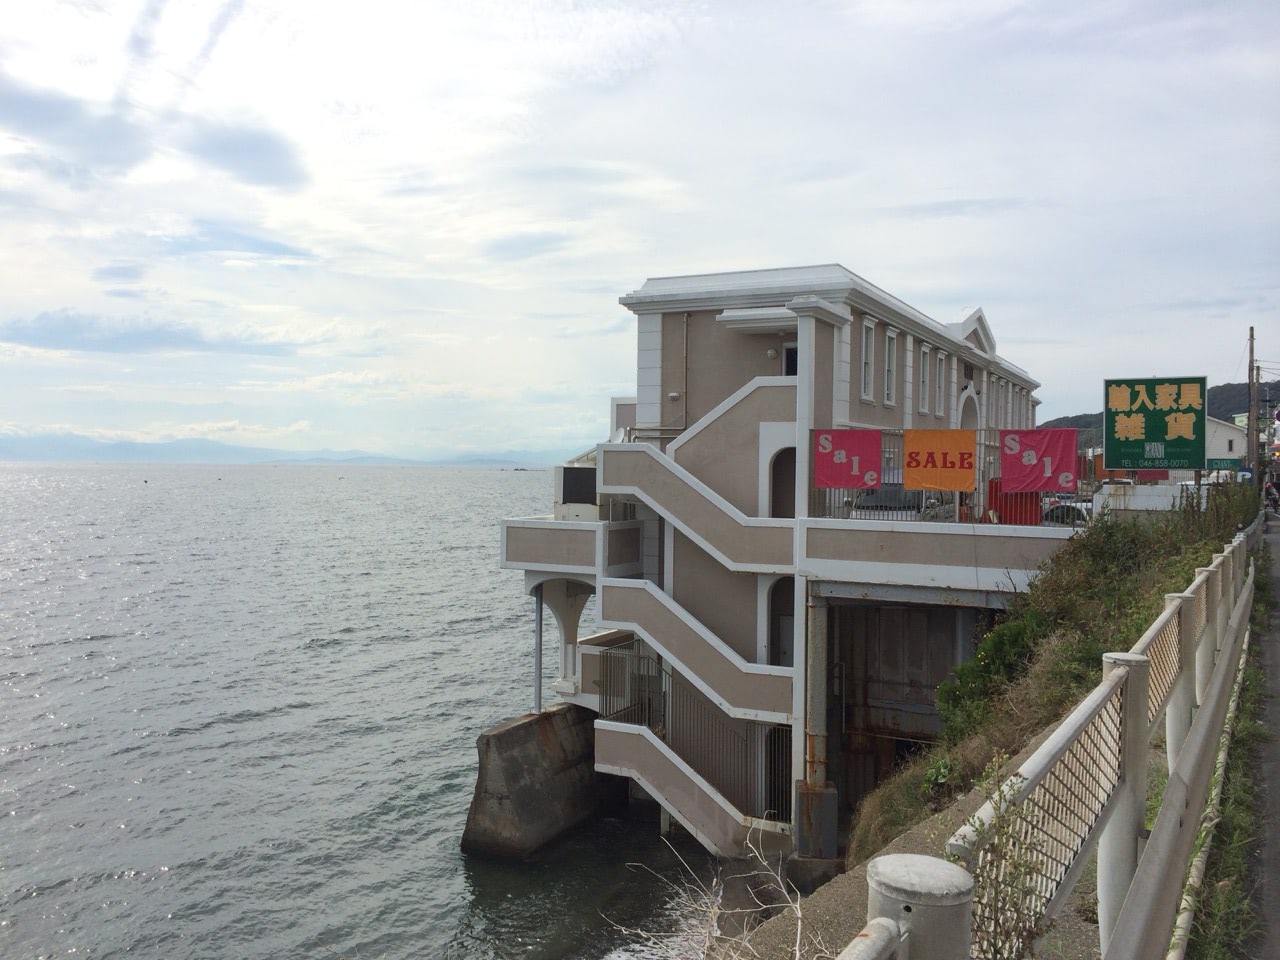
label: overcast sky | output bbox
[1,0,1276,458]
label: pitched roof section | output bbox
[954,307,997,355]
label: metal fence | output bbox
[808,427,1086,528]
[600,642,791,822]
[935,518,1258,958]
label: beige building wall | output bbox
[504,525,595,568]
[661,311,779,431]
[673,383,796,516]
[812,322,834,430]
[672,531,760,661]
[806,524,1064,573]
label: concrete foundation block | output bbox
[461,703,605,859]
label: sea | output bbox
[0,464,713,960]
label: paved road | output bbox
[1255,515,1279,960]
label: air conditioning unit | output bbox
[554,465,599,520]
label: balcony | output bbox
[802,428,1081,600]
[500,516,644,580]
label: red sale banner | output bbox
[1000,429,1079,492]
[812,429,882,489]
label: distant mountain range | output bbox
[0,433,581,467]
[1040,379,1279,449]
[6,379,1275,466]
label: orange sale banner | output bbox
[903,430,976,490]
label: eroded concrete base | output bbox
[461,702,606,859]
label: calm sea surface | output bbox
[0,464,710,960]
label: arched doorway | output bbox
[770,447,796,519]
[767,576,794,668]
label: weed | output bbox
[1185,560,1269,960]
[955,752,1054,960]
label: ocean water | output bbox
[0,464,710,960]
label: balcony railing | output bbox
[601,642,791,822]
[809,428,1087,528]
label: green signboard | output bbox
[1103,376,1206,471]
[1206,458,1241,470]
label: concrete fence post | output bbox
[1164,593,1194,772]
[1213,552,1232,651]
[857,854,974,960]
[1193,571,1215,706]
[1097,652,1149,953]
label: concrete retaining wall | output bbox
[461,702,605,859]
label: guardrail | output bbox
[840,512,1261,959]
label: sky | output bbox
[0,0,1277,458]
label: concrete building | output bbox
[1205,415,1248,468]
[483,264,1078,863]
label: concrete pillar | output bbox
[1097,652,1150,952]
[533,584,543,713]
[1165,593,1194,772]
[1194,568,1217,705]
[538,579,592,689]
[796,593,837,860]
[806,593,830,785]
[859,854,974,960]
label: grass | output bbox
[1186,539,1272,960]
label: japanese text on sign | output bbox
[1103,377,1206,471]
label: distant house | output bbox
[497,264,1074,860]
[1206,416,1248,469]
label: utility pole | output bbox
[1248,327,1257,485]
[1260,360,1268,486]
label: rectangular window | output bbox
[919,346,930,414]
[936,353,946,416]
[861,321,875,400]
[884,330,897,405]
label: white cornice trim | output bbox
[717,306,797,334]
[785,295,851,327]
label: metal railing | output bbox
[837,513,1259,959]
[824,514,1254,957]
[808,428,1085,528]
[957,671,1126,950]
[600,642,791,822]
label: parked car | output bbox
[1042,492,1079,506]
[1043,502,1091,525]
[846,484,955,518]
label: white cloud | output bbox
[0,0,1276,454]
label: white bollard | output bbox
[864,854,974,960]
